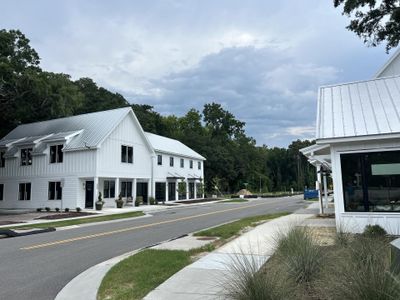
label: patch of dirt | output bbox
[309,226,336,246]
[316,213,335,219]
[35,212,96,220]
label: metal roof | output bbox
[317,75,400,141]
[145,132,206,160]
[1,107,132,151]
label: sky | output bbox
[1,0,392,147]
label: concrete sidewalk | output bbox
[144,202,329,300]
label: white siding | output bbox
[97,113,152,179]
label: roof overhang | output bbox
[300,144,332,170]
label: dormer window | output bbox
[198,161,201,170]
[157,155,162,165]
[21,148,32,166]
[0,151,5,168]
[190,160,193,169]
[50,145,63,163]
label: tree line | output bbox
[0,29,316,193]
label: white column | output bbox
[194,181,197,199]
[94,177,99,209]
[316,164,324,215]
[165,182,169,202]
[133,178,137,201]
[186,179,189,200]
[148,179,152,205]
[175,180,179,201]
[323,172,329,209]
[115,177,120,199]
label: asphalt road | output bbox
[0,195,306,300]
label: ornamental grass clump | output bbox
[274,226,324,284]
[223,252,294,300]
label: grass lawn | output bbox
[6,211,145,229]
[194,212,290,239]
[306,197,319,202]
[222,199,249,203]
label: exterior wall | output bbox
[330,138,400,234]
[153,151,205,200]
[0,148,96,209]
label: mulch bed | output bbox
[175,198,223,204]
[35,212,96,220]
[0,220,26,226]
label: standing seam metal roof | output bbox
[317,75,400,140]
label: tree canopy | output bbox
[334,0,400,51]
[0,29,316,194]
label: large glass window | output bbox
[341,150,400,212]
[48,182,62,200]
[0,151,5,168]
[50,145,63,163]
[121,181,132,198]
[121,145,133,163]
[104,180,115,198]
[19,183,31,200]
[21,148,32,166]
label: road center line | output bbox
[20,201,279,250]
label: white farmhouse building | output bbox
[0,107,205,209]
[302,49,400,234]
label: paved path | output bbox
[0,196,305,300]
[145,202,329,300]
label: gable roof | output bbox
[145,132,206,160]
[316,75,400,141]
[1,107,132,151]
[375,48,400,78]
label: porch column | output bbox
[186,178,189,200]
[194,181,197,199]
[115,177,120,198]
[133,178,137,201]
[94,177,99,209]
[148,179,151,205]
[323,171,329,209]
[165,181,169,202]
[176,179,179,201]
[316,164,324,214]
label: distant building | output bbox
[302,49,400,234]
[0,107,205,209]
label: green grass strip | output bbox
[6,211,145,229]
[98,249,192,300]
[193,212,290,239]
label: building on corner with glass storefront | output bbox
[302,49,400,234]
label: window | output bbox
[180,158,184,168]
[104,180,115,198]
[0,151,5,168]
[198,161,201,170]
[21,148,32,166]
[157,155,162,165]
[170,157,174,167]
[50,145,63,163]
[190,160,193,169]
[121,181,132,197]
[341,150,400,212]
[48,182,62,200]
[0,184,3,200]
[19,183,31,200]
[121,145,133,163]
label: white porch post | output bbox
[186,178,189,200]
[194,181,197,199]
[323,172,329,209]
[316,164,324,215]
[148,179,152,205]
[176,180,179,201]
[133,178,137,201]
[115,178,120,198]
[94,177,99,209]
[165,182,169,202]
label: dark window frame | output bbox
[50,145,63,163]
[170,157,174,167]
[103,180,116,198]
[157,155,162,166]
[121,145,133,164]
[21,148,33,166]
[19,182,31,200]
[180,158,184,168]
[0,151,5,168]
[120,181,132,198]
[48,181,62,200]
[190,160,193,169]
[0,184,3,200]
[198,161,201,170]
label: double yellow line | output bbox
[21,202,269,250]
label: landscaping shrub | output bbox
[223,252,294,300]
[36,208,42,212]
[135,196,143,207]
[320,235,400,300]
[363,224,387,238]
[64,208,70,212]
[149,197,156,205]
[45,207,51,212]
[275,226,324,283]
[55,207,60,212]
[76,207,81,212]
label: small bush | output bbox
[64,208,70,212]
[36,208,42,212]
[76,207,81,212]
[45,207,51,212]
[55,207,60,212]
[135,196,143,207]
[363,224,387,238]
[149,197,156,205]
[275,226,324,283]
